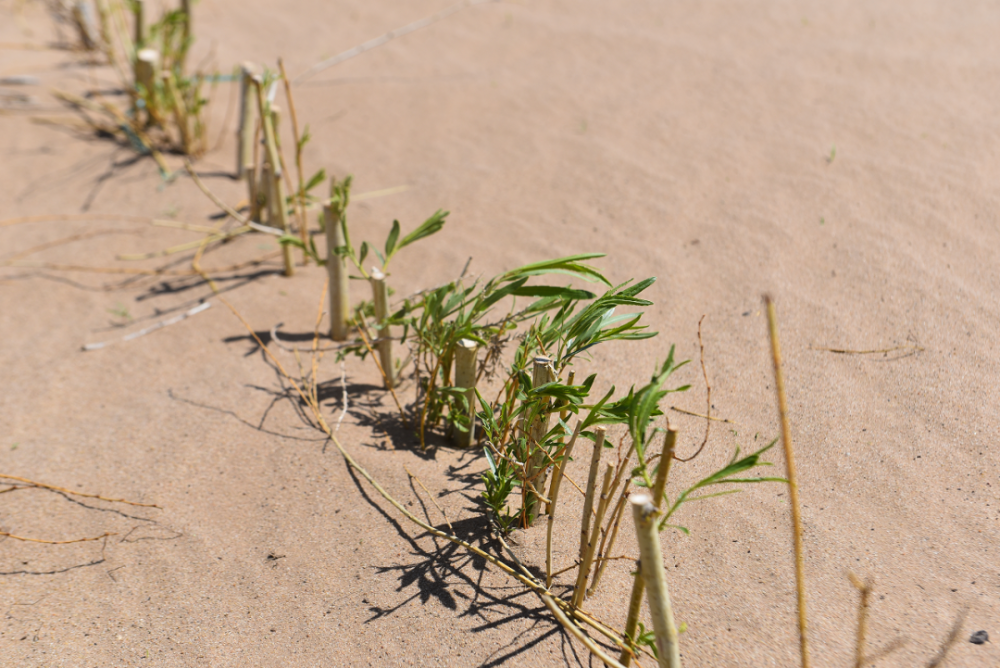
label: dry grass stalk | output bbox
[323,202,350,340]
[253,79,293,275]
[276,58,310,263]
[546,421,581,588]
[370,268,394,389]
[848,572,872,668]
[452,339,479,447]
[764,294,810,668]
[572,425,605,608]
[631,493,681,668]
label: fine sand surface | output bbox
[2,0,999,665]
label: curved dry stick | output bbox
[0,531,115,545]
[0,475,160,508]
[675,315,710,462]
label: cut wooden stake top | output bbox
[134,49,158,103]
[453,338,479,448]
[631,493,681,668]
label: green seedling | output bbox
[108,302,133,321]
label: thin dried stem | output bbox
[0,474,159,508]
[0,530,115,545]
[765,294,810,668]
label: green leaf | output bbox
[359,241,369,265]
[396,210,448,252]
[304,168,326,193]
[385,219,401,259]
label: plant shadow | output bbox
[346,465,592,667]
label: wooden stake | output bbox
[546,422,580,588]
[134,48,158,124]
[524,356,554,525]
[571,425,605,608]
[621,429,677,666]
[237,63,256,180]
[631,493,681,668]
[370,269,393,388]
[452,339,479,448]
[323,203,350,340]
[765,294,810,668]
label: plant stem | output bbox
[546,421,580,588]
[277,57,310,265]
[631,494,681,668]
[370,269,393,389]
[324,202,350,341]
[764,294,810,668]
[253,80,294,276]
[572,426,605,608]
[576,462,612,604]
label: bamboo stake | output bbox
[572,426,605,608]
[765,294,810,668]
[631,493,681,668]
[453,338,478,447]
[621,429,677,666]
[323,202,350,340]
[370,269,393,389]
[546,421,580,588]
[236,63,256,180]
[524,356,554,524]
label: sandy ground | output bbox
[2,0,999,666]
